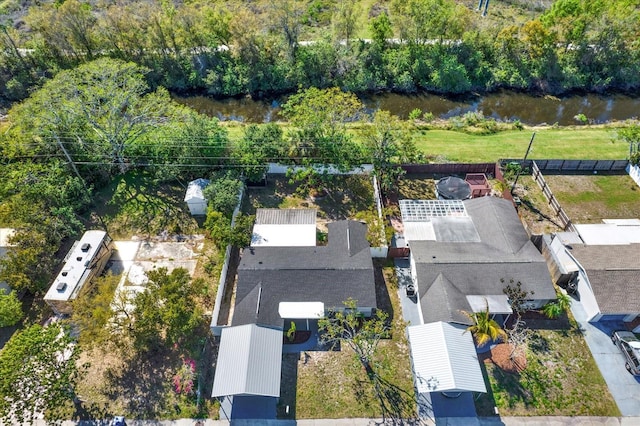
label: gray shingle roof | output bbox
[420,274,472,325]
[233,220,376,328]
[567,244,640,315]
[411,197,556,323]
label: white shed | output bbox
[0,228,16,295]
[184,178,210,216]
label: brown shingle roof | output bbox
[567,244,640,314]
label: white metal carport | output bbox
[212,324,283,398]
[408,321,486,394]
[279,302,324,330]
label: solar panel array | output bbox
[399,199,468,222]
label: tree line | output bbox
[1,0,639,104]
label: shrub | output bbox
[408,108,423,120]
[574,113,588,124]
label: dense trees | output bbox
[130,268,206,351]
[282,87,365,169]
[362,110,421,193]
[2,0,639,103]
[0,161,88,294]
[3,58,227,182]
[0,324,84,423]
[0,289,23,327]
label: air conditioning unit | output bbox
[81,243,91,252]
[56,282,67,292]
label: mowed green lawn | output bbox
[222,123,627,163]
[411,127,625,162]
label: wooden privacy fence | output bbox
[531,161,575,232]
[501,159,628,173]
[401,162,499,176]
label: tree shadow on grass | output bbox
[475,361,501,417]
[519,197,564,230]
[102,345,179,418]
[315,175,374,220]
[366,371,419,425]
[88,171,198,238]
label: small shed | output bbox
[0,228,16,295]
[465,174,491,198]
[184,178,210,216]
[436,177,471,200]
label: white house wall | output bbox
[628,164,640,188]
[577,270,602,321]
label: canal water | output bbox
[174,91,640,126]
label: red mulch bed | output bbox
[479,343,527,373]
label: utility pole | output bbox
[54,133,83,182]
[510,132,536,195]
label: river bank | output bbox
[174,90,640,127]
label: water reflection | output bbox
[173,91,640,126]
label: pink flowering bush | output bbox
[173,358,196,395]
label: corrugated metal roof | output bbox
[408,322,486,394]
[403,222,436,242]
[255,208,317,225]
[212,324,283,397]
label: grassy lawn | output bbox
[222,122,628,164]
[411,127,625,162]
[291,261,415,419]
[542,174,640,223]
[476,318,620,417]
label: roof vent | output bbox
[61,271,68,277]
[81,243,91,252]
[76,256,83,261]
[56,282,67,292]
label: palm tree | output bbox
[461,300,508,347]
[542,289,572,319]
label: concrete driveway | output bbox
[570,298,640,416]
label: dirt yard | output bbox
[511,176,565,235]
